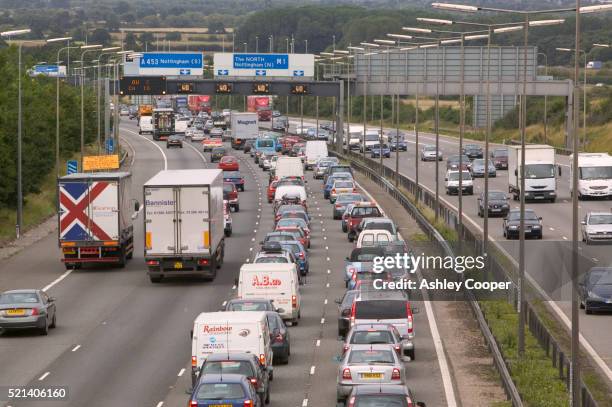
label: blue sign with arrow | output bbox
[217,69,229,76]
[67,160,78,175]
[233,54,289,70]
[34,65,59,73]
[293,70,304,76]
[255,70,267,76]
[105,138,114,154]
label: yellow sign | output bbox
[83,154,120,171]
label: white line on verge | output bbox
[42,269,73,292]
[178,368,185,377]
[122,127,167,170]
[71,345,81,352]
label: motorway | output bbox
[0,119,452,407]
[271,117,612,380]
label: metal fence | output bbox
[330,146,599,407]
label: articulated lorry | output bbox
[230,112,259,150]
[58,172,137,269]
[570,152,612,199]
[152,108,175,141]
[143,169,225,283]
[508,144,558,202]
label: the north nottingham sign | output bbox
[213,53,314,78]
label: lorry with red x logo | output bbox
[58,172,138,269]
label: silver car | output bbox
[0,289,57,335]
[581,212,612,244]
[420,144,443,161]
[336,344,406,401]
[342,323,413,362]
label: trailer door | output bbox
[144,187,177,255]
[178,186,210,255]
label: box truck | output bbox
[58,172,137,269]
[304,140,328,170]
[152,108,175,141]
[143,169,225,283]
[570,153,612,199]
[508,144,558,202]
[231,112,259,149]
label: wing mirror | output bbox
[558,165,562,176]
[581,220,586,225]
[49,296,56,302]
[411,307,420,314]
[334,298,342,305]
[234,277,239,287]
[514,169,518,176]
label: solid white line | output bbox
[38,372,50,381]
[122,127,167,170]
[183,141,207,164]
[42,269,73,292]
[178,368,186,377]
[71,345,81,352]
[326,283,330,288]
[310,366,316,375]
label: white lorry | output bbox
[190,311,273,386]
[273,157,304,181]
[304,140,328,170]
[238,263,301,324]
[143,169,225,283]
[570,153,612,199]
[508,144,558,202]
[348,126,363,150]
[231,112,259,150]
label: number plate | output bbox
[360,372,383,379]
[210,405,232,407]
[6,309,25,316]
[174,262,183,269]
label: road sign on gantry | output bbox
[213,53,315,78]
[123,52,204,76]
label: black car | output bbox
[579,267,612,314]
[223,170,245,191]
[166,134,183,148]
[386,130,408,151]
[503,209,543,239]
[335,290,359,337]
[266,311,291,364]
[243,139,256,154]
[446,155,471,171]
[477,190,510,217]
[210,147,227,162]
[195,353,270,404]
[344,384,426,407]
[462,144,483,159]
[490,148,508,169]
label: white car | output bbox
[445,170,473,195]
[581,212,612,244]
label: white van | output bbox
[356,229,395,248]
[274,185,307,205]
[238,263,301,324]
[274,157,304,181]
[174,116,190,134]
[138,116,153,134]
[304,141,328,170]
[191,311,273,385]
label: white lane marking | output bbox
[321,318,325,324]
[549,227,555,231]
[156,402,164,407]
[222,301,227,306]
[183,141,207,164]
[122,128,167,170]
[42,269,73,292]
[71,345,81,352]
[38,372,50,381]
[326,283,330,288]
[178,368,185,377]
[326,257,330,261]
[316,339,321,347]
[592,258,599,262]
[357,180,458,407]
[310,366,316,375]
[325,246,329,250]
[562,236,568,240]
[302,399,308,407]
[232,285,237,290]
[324,299,328,305]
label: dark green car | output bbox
[210,147,227,162]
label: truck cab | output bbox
[508,145,558,202]
[570,153,612,199]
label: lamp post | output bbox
[96,47,121,153]
[557,47,588,149]
[1,28,32,239]
[47,37,75,178]
[537,52,549,143]
[80,45,103,167]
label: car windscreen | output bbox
[355,300,407,319]
[350,330,394,344]
[448,172,471,181]
[493,149,508,157]
[335,181,354,189]
[228,302,270,311]
[202,361,255,377]
[196,383,246,400]
[331,166,352,174]
[277,219,307,228]
[266,235,293,242]
[588,214,612,225]
[364,222,394,233]
[365,134,379,141]
[348,349,395,364]
[524,164,555,179]
[507,211,538,221]
[354,395,409,406]
[337,194,363,203]
[223,184,234,192]
[255,257,289,263]
[0,293,39,304]
[258,139,274,147]
[580,166,612,180]
[488,192,507,200]
[223,171,240,178]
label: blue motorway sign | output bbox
[293,70,304,77]
[67,160,78,175]
[139,53,203,69]
[217,69,229,76]
[255,70,267,76]
[105,138,114,154]
[233,54,289,70]
[34,65,59,73]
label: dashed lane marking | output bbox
[38,372,50,381]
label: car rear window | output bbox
[196,383,246,399]
[350,331,394,344]
[201,361,255,377]
[348,349,394,364]
[355,300,408,319]
[364,222,394,233]
[335,181,354,189]
[0,293,39,304]
[351,207,381,217]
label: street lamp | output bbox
[1,28,31,239]
[557,47,587,148]
[47,36,74,178]
[79,44,103,167]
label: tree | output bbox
[90,28,111,46]
[125,32,138,51]
[139,32,154,49]
[165,32,181,41]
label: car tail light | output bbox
[259,354,266,365]
[352,188,357,193]
[249,377,258,386]
[292,295,297,308]
[343,344,349,353]
[30,308,39,316]
[351,272,357,281]
[331,188,336,194]
[274,332,284,343]
[406,397,414,407]
[197,259,209,266]
[146,260,159,266]
[407,303,413,334]
[191,356,197,367]
[335,203,342,208]
[350,303,356,327]
[189,400,197,407]
[342,368,352,380]
[347,397,356,407]
[298,252,305,259]
[394,344,401,354]
[244,400,254,407]
[392,368,401,380]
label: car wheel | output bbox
[40,320,49,336]
[408,349,415,361]
[585,304,593,315]
[342,225,347,233]
[50,313,56,329]
[580,300,585,309]
[265,388,271,404]
[235,204,240,212]
[240,185,245,192]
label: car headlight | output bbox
[509,225,518,229]
[502,204,509,208]
[532,225,541,229]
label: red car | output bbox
[223,182,239,212]
[346,202,382,242]
[218,156,239,171]
[280,136,300,154]
[267,180,278,203]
